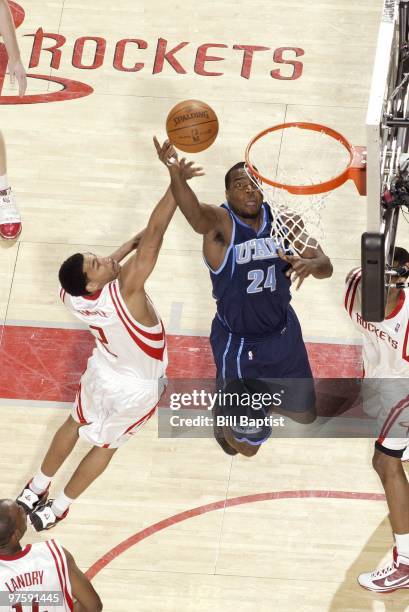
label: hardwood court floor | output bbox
[1,0,409,610]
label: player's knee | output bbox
[372,448,402,479]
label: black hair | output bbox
[224,162,260,190]
[225,162,247,189]
[393,246,409,267]
[58,253,89,296]
[0,500,15,547]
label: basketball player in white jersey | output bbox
[344,246,409,592]
[16,140,202,531]
[0,499,102,611]
[0,0,26,239]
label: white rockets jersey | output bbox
[60,279,167,380]
[0,540,73,611]
[344,269,409,377]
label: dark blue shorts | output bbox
[210,307,315,416]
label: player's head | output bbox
[225,162,263,220]
[0,500,27,549]
[393,246,409,281]
[59,252,120,296]
[393,246,409,267]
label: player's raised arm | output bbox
[63,547,102,612]
[108,230,145,264]
[0,0,26,96]
[122,139,203,292]
[154,136,228,236]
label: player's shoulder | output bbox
[345,267,362,285]
[59,285,107,309]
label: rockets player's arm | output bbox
[120,186,177,292]
[108,230,145,264]
[0,0,26,96]
[63,547,103,612]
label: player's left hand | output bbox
[278,249,318,290]
[8,58,27,96]
[153,137,178,167]
[178,157,205,181]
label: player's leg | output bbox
[210,317,239,455]
[64,445,118,500]
[16,416,81,514]
[29,444,118,532]
[0,131,21,240]
[358,440,409,592]
[373,445,409,533]
[40,415,82,476]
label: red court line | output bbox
[0,325,362,402]
[85,489,385,580]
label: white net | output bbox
[245,124,351,254]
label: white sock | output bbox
[30,470,51,495]
[0,174,9,191]
[395,533,409,559]
[51,491,74,517]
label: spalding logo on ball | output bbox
[166,100,219,153]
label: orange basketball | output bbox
[166,100,219,153]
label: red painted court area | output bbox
[0,325,361,402]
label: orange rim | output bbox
[245,122,366,196]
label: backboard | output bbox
[362,0,409,321]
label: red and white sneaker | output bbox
[358,547,409,592]
[16,481,49,514]
[0,188,21,239]
[29,500,69,532]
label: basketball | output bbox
[166,100,219,153]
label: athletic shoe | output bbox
[212,404,238,456]
[29,500,69,532]
[16,481,49,514]
[0,188,21,239]
[357,547,409,592]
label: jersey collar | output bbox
[0,544,32,561]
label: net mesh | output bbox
[245,125,351,254]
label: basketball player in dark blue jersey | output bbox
[155,138,333,457]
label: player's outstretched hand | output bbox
[278,249,317,290]
[8,59,27,96]
[153,137,204,180]
[153,137,178,167]
[178,157,205,181]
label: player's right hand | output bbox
[8,58,27,96]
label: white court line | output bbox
[0,399,71,409]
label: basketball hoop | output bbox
[245,122,366,196]
[244,122,367,254]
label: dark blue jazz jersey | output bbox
[207,202,313,395]
[206,202,292,336]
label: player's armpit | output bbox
[193,202,230,235]
[63,548,103,612]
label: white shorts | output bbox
[71,354,163,449]
[363,378,409,456]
